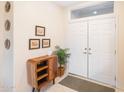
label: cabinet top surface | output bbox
[28,55,57,62]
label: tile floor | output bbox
[41,73,123,92]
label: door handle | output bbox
[83,52,87,54]
[88,52,92,55]
[89,48,91,50]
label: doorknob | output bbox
[83,52,87,54]
[84,48,87,50]
[88,52,92,55]
[89,48,91,50]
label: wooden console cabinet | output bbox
[27,55,58,92]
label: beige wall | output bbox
[13,1,65,91]
[115,2,124,90]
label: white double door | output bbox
[67,16,116,86]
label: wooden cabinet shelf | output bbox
[36,66,48,72]
[37,61,48,69]
[37,73,48,81]
[27,55,58,92]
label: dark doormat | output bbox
[59,75,115,92]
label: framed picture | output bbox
[42,39,50,48]
[29,39,40,50]
[35,25,45,36]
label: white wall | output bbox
[0,1,13,91]
[13,1,65,91]
[114,2,124,91]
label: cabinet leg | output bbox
[32,87,35,92]
[53,79,55,84]
[37,88,40,92]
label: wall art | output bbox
[42,39,50,48]
[29,39,40,50]
[5,1,11,12]
[4,39,10,49]
[35,26,45,36]
[5,19,11,31]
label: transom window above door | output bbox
[71,1,114,19]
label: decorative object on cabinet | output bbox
[5,19,11,31]
[5,1,11,12]
[29,39,40,50]
[4,39,10,49]
[47,49,53,56]
[35,26,45,36]
[42,39,50,48]
[55,46,70,76]
[27,55,58,92]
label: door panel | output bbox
[88,18,115,86]
[68,22,88,77]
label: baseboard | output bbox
[0,87,13,92]
[116,88,124,92]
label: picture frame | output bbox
[35,25,45,36]
[42,39,50,48]
[29,39,40,50]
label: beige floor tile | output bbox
[46,84,76,92]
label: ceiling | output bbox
[54,1,84,7]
